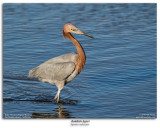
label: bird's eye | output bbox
[71,28,74,31]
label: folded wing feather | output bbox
[29,62,75,82]
[29,53,78,83]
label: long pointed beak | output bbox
[77,30,94,38]
[83,32,94,38]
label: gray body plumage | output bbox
[29,53,78,102]
[29,52,78,84]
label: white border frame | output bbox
[0,0,159,128]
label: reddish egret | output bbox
[29,23,93,103]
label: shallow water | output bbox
[3,3,157,118]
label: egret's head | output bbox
[63,23,94,38]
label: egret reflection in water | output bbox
[32,104,74,118]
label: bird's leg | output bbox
[54,89,61,103]
[54,81,65,103]
[54,93,58,100]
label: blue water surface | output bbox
[3,3,157,118]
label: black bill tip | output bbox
[83,33,94,38]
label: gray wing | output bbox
[29,62,75,82]
[44,52,78,64]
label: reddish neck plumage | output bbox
[63,31,86,73]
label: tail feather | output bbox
[28,66,39,78]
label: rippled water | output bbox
[3,3,157,118]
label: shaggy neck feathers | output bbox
[63,30,86,73]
